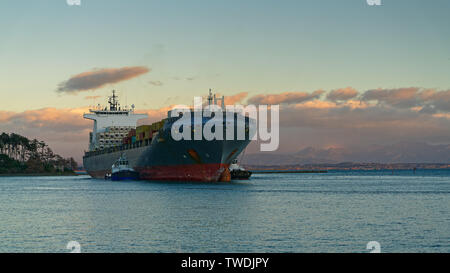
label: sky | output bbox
[1,0,450,163]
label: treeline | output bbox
[0,132,77,174]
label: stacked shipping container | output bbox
[136,125,152,141]
[121,120,166,145]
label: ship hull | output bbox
[86,163,231,182]
[83,115,252,182]
[136,163,229,182]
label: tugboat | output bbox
[229,159,252,180]
[111,154,140,181]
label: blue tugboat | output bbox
[111,154,140,181]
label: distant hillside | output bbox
[242,142,450,166]
[0,132,77,174]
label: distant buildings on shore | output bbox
[245,163,450,171]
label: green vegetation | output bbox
[0,132,77,175]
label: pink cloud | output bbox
[362,87,419,107]
[1,86,449,165]
[84,95,102,100]
[224,92,248,105]
[361,87,450,112]
[57,66,150,93]
[248,90,324,105]
[326,87,359,101]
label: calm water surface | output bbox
[0,170,449,253]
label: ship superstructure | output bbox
[83,90,148,150]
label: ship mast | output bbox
[108,90,119,111]
[207,88,213,106]
[207,88,225,109]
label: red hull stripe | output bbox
[87,163,230,182]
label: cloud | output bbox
[362,87,419,108]
[282,103,432,129]
[361,87,450,112]
[173,76,196,81]
[57,66,150,93]
[84,95,101,100]
[0,107,92,163]
[223,92,248,105]
[2,86,449,164]
[242,87,449,154]
[248,90,324,105]
[0,105,171,164]
[137,106,174,126]
[421,89,450,112]
[212,92,248,105]
[2,107,89,131]
[326,87,358,101]
[149,81,163,86]
[0,111,16,123]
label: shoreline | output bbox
[252,170,328,174]
[0,172,78,177]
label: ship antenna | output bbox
[108,90,119,111]
[207,88,213,106]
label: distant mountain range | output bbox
[242,142,450,166]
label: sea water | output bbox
[0,169,449,253]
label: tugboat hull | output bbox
[230,169,252,180]
[111,170,140,181]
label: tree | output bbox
[0,132,76,174]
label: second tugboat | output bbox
[229,159,252,180]
[111,154,140,181]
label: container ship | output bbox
[83,90,253,182]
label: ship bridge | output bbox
[83,90,148,150]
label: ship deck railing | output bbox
[84,138,152,158]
